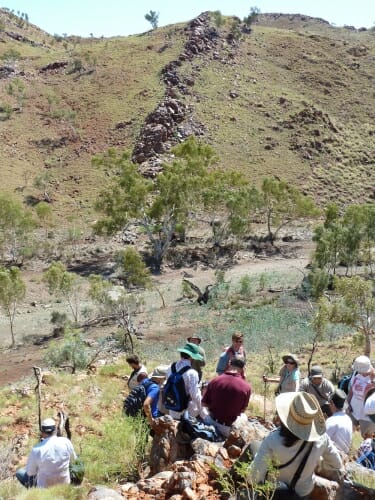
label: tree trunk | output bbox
[364,331,371,358]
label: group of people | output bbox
[16,330,375,495]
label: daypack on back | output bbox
[338,372,355,395]
[162,362,191,412]
[123,380,152,417]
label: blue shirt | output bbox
[142,379,160,418]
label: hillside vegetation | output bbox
[0,9,374,223]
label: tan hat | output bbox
[282,353,299,366]
[187,335,202,344]
[150,365,169,380]
[276,392,326,442]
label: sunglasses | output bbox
[234,340,243,344]
[286,361,296,365]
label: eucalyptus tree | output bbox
[0,266,26,347]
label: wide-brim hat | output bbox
[150,364,169,380]
[282,353,299,366]
[353,355,372,374]
[187,335,202,344]
[178,342,204,361]
[276,392,326,442]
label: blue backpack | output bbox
[163,363,191,412]
[338,373,355,395]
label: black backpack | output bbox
[123,380,153,417]
[162,362,191,412]
[338,372,355,395]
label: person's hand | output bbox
[263,375,268,382]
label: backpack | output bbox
[123,380,153,417]
[178,415,223,442]
[162,362,191,412]
[338,373,354,394]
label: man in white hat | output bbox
[248,392,343,498]
[16,418,76,488]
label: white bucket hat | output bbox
[353,355,372,374]
[276,392,326,442]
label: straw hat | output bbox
[276,392,326,442]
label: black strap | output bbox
[290,442,314,490]
[171,362,191,376]
[277,441,307,470]
[310,382,327,401]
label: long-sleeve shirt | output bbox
[165,359,206,420]
[248,429,343,497]
[26,435,76,488]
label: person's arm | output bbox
[263,375,280,384]
[143,396,154,424]
[247,435,273,485]
[216,351,228,375]
[322,434,344,472]
[25,450,38,477]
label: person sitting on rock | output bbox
[216,332,246,378]
[299,365,334,416]
[138,366,168,424]
[202,358,251,437]
[16,418,76,488]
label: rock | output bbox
[191,438,222,457]
[87,485,123,499]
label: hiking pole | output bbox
[263,376,267,421]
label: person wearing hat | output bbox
[139,365,169,424]
[299,365,334,417]
[263,354,300,394]
[165,342,206,420]
[202,358,251,438]
[16,418,76,488]
[347,355,375,437]
[216,332,246,378]
[326,388,353,455]
[248,392,343,498]
[187,335,206,382]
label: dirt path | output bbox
[0,240,313,386]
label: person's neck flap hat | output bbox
[177,342,204,361]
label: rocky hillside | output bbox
[0,9,374,222]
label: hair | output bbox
[230,358,245,369]
[232,332,244,342]
[279,421,300,447]
[180,352,190,360]
[126,354,140,365]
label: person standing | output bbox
[165,342,206,420]
[263,353,300,394]
[187,335,206,382]
[126,354,148,390]
[203,358,251,437]
[216,332,246,378]
[299,365,334,416]
[347,355,375,437]
[326,388,353,455]
[16,418,77,488]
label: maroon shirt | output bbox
[202,371,251,426]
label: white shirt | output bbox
[26,435,77,487]
[128,364,148,390]
[249,429,343,497]
[166,359,206,420]
[326,410,353,454]
[350,374,371,420]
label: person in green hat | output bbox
[164,342,207,421]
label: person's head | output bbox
[228,358,245,373]
[309,365,323,386]
[177,342,204,362]
[231,332,244,350]
[353,355,373,376]
[41,418,56,437]
[282,354,299,371]
[329,388,347,412]
[187,335,202,345]
[126,354,141,370]
[150,365,169,385]
[275,392,325,444]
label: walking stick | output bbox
[263,377,267,421]
[33,366,43,431]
